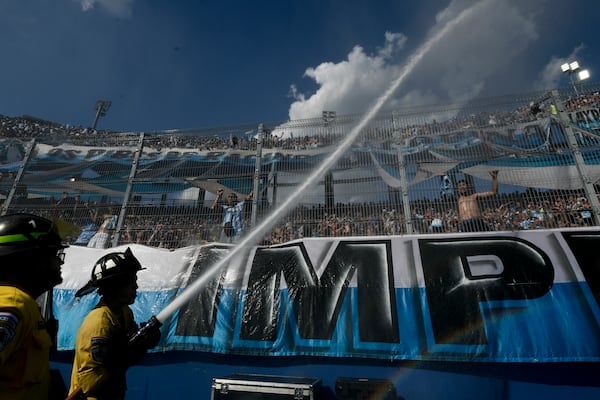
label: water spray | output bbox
[149,1,488,325]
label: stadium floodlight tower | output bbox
[560,61,590,96]
[92,99,112,130]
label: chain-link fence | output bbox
[2,84,600,249]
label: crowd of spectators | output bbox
[0,113,336,151]
[262,189,596,245]
[5,185,595,250]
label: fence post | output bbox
[251,124,264,229]
[551,90,600,226]
[112,132,145,247]
[392,114,413,234]
[1,139,35,216]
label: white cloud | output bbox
[287,0,542,121]
[75,0,134,18]
[288,31,407,121]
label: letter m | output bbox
[240,240,399,343]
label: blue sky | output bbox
[0,0,598,132]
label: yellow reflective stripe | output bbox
[0,232,47,244]
[50,219,81,239]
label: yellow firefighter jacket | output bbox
[0,285,52,400]
[69,300,138,400]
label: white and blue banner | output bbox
[54,228,600,362]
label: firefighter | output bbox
[0,213,70,399]
[68,247,161,400]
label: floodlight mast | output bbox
[561,61,590,96]
[92,100,112,130]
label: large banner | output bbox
[54,228,600,362]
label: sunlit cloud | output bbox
[288,31,407,120]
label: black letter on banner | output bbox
[175,246,227,337]
[419,237,554,345]
[561,231,600,310]
[240,241,399,342]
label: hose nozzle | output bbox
[129,315,163,347]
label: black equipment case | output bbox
[335,377,400,400]
[211,373,322,400]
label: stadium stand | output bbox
[2,85,600,249]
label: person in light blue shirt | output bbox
[212,189,253,243]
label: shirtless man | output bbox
[456,170,498,232]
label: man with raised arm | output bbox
[456,170,499,232]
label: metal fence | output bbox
[2,84,600,249]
